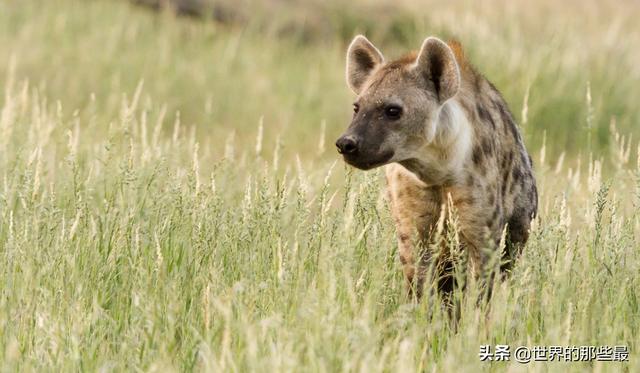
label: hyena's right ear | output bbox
[346,35,384,94]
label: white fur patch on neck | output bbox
[438,98,473,175]
[409,98,473,185]
[391,97,473,186]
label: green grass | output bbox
[0,0,639,371]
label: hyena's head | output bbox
[336,35,461,170]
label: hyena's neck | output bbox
[399,98,473,186]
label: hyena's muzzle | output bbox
[336,118,395,170]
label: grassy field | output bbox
[0,0,639,371]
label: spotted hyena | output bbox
[336,35,538,300]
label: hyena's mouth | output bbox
[342,150,394,170]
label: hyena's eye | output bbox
[353,103,360,114]
[384,105,403,120]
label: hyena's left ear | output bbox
[414,37,460,103]
[346,35,385,94]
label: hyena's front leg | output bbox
[456,211,502,304]
[385,164,441,300]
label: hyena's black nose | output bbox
[336,135,359,155]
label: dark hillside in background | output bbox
[131,0,423,45]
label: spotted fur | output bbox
[337,35,538,300]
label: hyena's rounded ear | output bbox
[414,37,460,103]
[346,35,384,94]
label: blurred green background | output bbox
[1,0,639,163]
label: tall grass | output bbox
[0,0,639,371]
